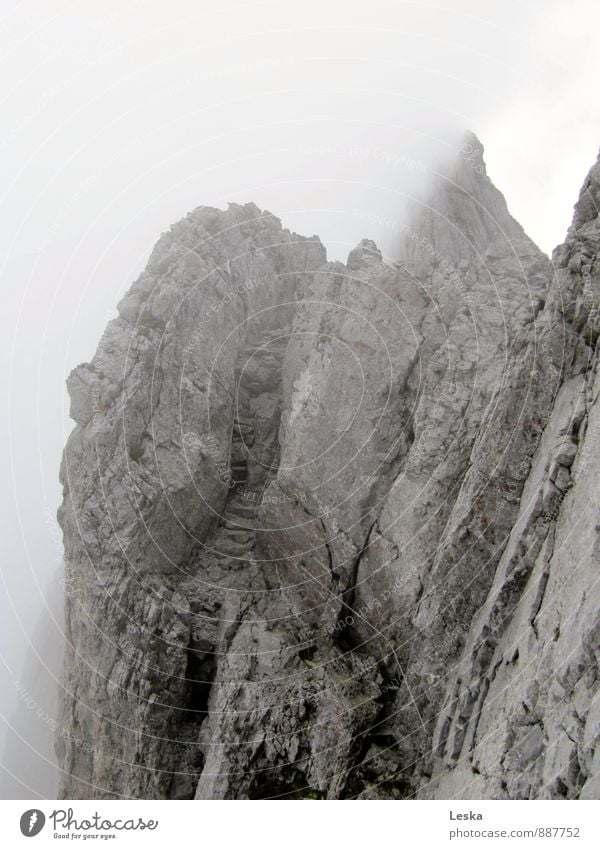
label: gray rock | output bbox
[58,139,600,800]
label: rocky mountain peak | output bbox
[347,237,383,269]
[398,132,539,272]
[57,138,600,801]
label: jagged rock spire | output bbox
[398,131,539,268]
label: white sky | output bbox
[0,0,598,794]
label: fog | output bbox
[0,0,598,797]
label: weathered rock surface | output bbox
[58,204,325,797]
[58,137,599,799]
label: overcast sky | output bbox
[0,0,598,796]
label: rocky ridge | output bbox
[58,136,599,799]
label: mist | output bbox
[0,0,598,797]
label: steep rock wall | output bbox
[58,204,325,797]
[58,140,599,800]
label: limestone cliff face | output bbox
[58,139,599,800]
